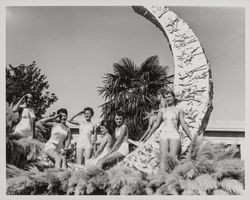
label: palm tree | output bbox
[98,55,173,140]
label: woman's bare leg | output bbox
[61,155,67,169]
[84,147,94,162]
[76,148,84,165]
[46,149,62,169]
[169,139,181,158]
[159,138,169,172]
[97,151,124,169]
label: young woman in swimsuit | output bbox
[147,89,192,172]
[41,108,71,169]
[86,119,114,167]
[12,93,36,139]
[68,107,95,165]
[97,111,129,169]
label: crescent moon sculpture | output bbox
[119,6,213,173]
[133,6,213,151]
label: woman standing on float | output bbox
[146,89,192,172]
[42,108,71,169]
[68,107,95,165]
[12,93,36,139]
[120,89,192,173]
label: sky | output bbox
[6,6,245,125]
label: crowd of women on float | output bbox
[11,88,193,172]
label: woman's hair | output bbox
[57,108,68,116]
[115,110,125,118]
[167,90,176,98]
[157,88,165,96]
[83,107,94,116]
[25,94,33,107]
[158,88,176,98]
[152,99,160,110]
[157,88,177,105]
[25,94,33,100]
[100,119,113,135]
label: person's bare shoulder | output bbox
[106,134,112,140]
[176,107,183,116]
[121,124,129,133]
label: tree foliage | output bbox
[6,61,58,118]
[99,55,173,140]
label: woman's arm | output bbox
[145,112,163,138]
[64,130,71,150]
[39,114,60,126]
[109,125,127,153]
[86,125,95,146]
[91,125,97,145]
[12,94,27,112]
[94,135,109,158]
[139,117,154,142]
[68,111,83,125]
[179,109,192,140]
[61,129,72,155]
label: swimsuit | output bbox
[160,107,180,140]
[44,124,68,153]
[77,122,94,149]
[86,135,112,167]
[119,107,187,174]
[14,107,35,139]
[115,124,129,156]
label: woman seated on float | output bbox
[86,119,114,167]
[97,111,129,169]
[40,108,71,169]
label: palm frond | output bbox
[113,58,137,79]
[196,140,215,160]
[184,134,205,162]
[194,158,215,176]
[6,138,44,169]
[34,121,51,142]
[106,166,146,195]
[6,102,20,135]
[194,174,217,194]
[140,55,159,69]
[164,154,179,173]
[172,161,193,178]
[156,173,182,195]
[216,144,239,161]
[144,172,168,194]
[219,178,244,195]
[6,164,29,179]
[214,158,244,181]
[181,179,206,195]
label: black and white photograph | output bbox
[1,0,248,197]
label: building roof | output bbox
[67,118,245,132]
[206,120,244,132]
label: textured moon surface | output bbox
[133,6,213,151]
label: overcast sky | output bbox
[6,6,245,125]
